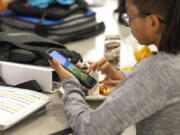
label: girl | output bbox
[49,0,180,134]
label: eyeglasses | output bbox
[122,13,166,26]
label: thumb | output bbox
[52,58,64,73]
[103,80,120,86]
[53,58,62,67]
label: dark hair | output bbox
[132,0,180,54]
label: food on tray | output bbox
[79,63,116,96]
[99,77,114,96]
[99,83,114,96]
[134,46,153,62]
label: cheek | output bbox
[130,23,150,45]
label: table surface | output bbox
[0,0,138,135]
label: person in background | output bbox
[114,0,126,25]
[0,0,15,11]
[49,0,180,134]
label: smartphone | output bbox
[47,49,97,89]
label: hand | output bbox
[101,79,121,86]
[87,58,125,81]
[87,58,113,74]
[99,76,121,87]
[48,58,74,81]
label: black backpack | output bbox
[0,0,105,43]
[0,32,82,66]
[8,0,89,19]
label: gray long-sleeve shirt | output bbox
[62,52,180,135]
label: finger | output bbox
[96,58,107,68]
[87,58,107,72]
[95,58,107,72]
[87,61,94,65]
[98,57,107,64]
[86,63,97,73]
[52,58,64,72]
[103,80,120,86]
[48,59,52,65]
[53,58,61,66]
[48,59,55,68]
[100,62,109,74]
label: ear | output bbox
[148,14,161,32]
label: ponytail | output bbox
[159,0,180,54]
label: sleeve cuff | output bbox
[62,77,85,97]
[120,70,131,77]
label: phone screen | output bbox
[49,50,97,89]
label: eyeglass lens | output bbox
[122,14,130,26]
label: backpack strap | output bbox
[0,76,43,92]
[0,32,83,64]
[15,80,42,92]
[0,32,65,57]
[0,43,11,61]
[0,32,66,49]
[35,12,47,36]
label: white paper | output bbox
[0,86,51,130]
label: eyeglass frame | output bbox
[122,13,166,26]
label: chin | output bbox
[137,39,152,46]
[132,32,154,45]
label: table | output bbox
[0,0,137,134]
[0,93,136,135]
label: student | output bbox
[49,0,180,134]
